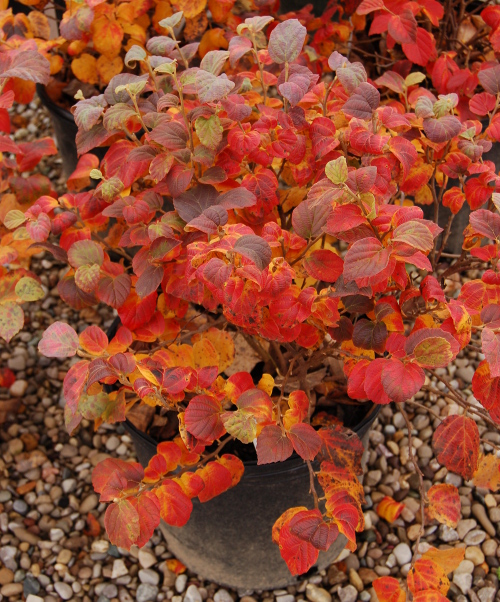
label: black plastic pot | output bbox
[36,84,108,179]
[123,406,379,590]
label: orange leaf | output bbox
[422,547,465,574]
[427,483,461,528]
[84,512,101,537]
[96,55,124,85]
[472,454,500,491]
[166,559,186,574]
[92,16,124,58]
[199,28,228,58]
[432,415,480,480]
[71,53,98,85]
[412,592,450,602]
[196,459,233,502]
[376,496,404,523]
[175,0,206,18]
[407,558,450,595]
[373,577,405,602]
[155,479,193,526]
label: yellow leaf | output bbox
[71,54,98,85]
[192,328,234,373]
[193,338,219,370]
[258,374,274,396]
[422,547,465,575]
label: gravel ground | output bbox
[1,105,500,602]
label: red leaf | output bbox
[130,491,162,548]
[256,424,294,464]
[104,499,140,549]
[289,508,338,551]
[402,28,436,66]
[196,459,234,502]
[381,358,425,403]
[287,423,321,461]
[329,502,359,544]
[278,516,319,576]
[482,327,500,377]
[470,92,497,117]
[92,458,144,502]
[373,577,406,602]
[185,395,225,443]
[389,137,418,182]
[303,249,343,283]
[388,9,417,44]
[343,237,392,288]
[432,415,480,479]
[472,360,500,421]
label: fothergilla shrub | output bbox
[4,1,500,595]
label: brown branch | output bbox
[306,460,320,510]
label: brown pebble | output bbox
[0,568,14,586]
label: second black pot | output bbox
[37,84,108,179]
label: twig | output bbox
[306,460,320,510]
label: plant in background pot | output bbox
[5,0,500,595]
[0,34,59,341]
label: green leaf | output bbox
[325,157,348,184]
[15,277,44,302]
[195,115,223,151]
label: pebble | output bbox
[136,584,159,602]
[465,546,485,566]
[80,493,98,513]
[9,380,28,397]
[477,587,496,602]
[457,519,476,540]
[185,584,203,602]
[0,547,17,571]
[464,530,487,546]
[472,504,496,537]
[214,590,233,602]
[337,585,358,602]
[453,560,475,594]
[0,568,14,585]
[138,548,157,570]
[393,543,412,566]
[348,569,364,592]
[62,478,77,494]
[112,559,129,579]
[439,524,459,542]
[105,435,121,451]
[306,584,331,602]
[1,583,23,597]
[26,596,44,602]
[23,575,40,596]
[139,569,159,585]
[175,574,188,593]
[54,581,73,600]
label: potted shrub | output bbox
[4,0,500,595]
